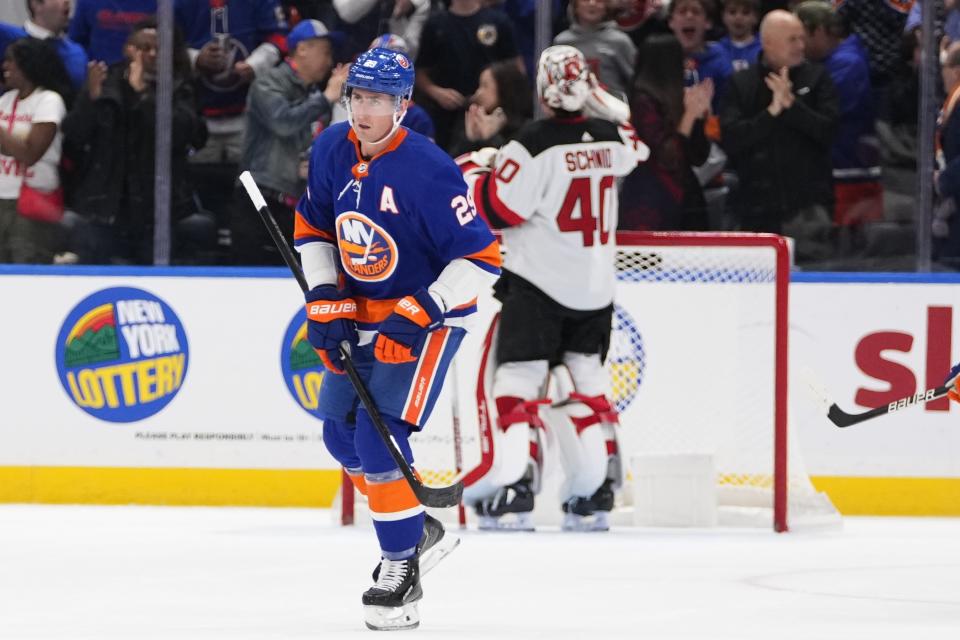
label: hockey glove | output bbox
[945,362,960,404]
[305,285,358,374]
[375,289,444,364]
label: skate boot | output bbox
[562,480,613,532]
[373,514,460,581]
[475,481,535,531]
[363,555,422,631]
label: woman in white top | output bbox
[0,38,72,263]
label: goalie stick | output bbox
[239,171,464,508]
[803,366,954,428]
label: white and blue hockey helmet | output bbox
[345,46,415,100]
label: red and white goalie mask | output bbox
[536,45,592,113]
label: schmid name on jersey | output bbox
[565,149,613,172]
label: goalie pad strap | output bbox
[568,392,619,425]
[495,396,551,430]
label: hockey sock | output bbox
[346,468,367,496]
[365,469,425,558]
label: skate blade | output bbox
[363,601,420,631]
[477,514,535,532]
[561,514,609,532]
[420,534,460,576]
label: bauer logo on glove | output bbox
[304,285,359,374]
[375,289,444,364]
[307,300,357,319]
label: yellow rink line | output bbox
[0,468,958,515]
[0,466,342,507]
[810,476,960,516]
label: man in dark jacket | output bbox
[62,19,207,264]
[720,9,838,262]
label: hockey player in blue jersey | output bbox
[293,47,501,631]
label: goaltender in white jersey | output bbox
[461,45,649,531]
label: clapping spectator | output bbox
[232,19,346,264]
[720,9,838,262]
[415,0,522,150]
[447,59,531,157]
[619,34,712,231]
[554,0,637,100]
[0,0,88,90]
[62,19,207,264]
[668,0,733,113]
[0,38,72,263]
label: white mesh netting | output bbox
[343,235,840,530]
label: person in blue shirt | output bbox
[0,0,87,89]
[668,0,734,113]
[796,0,881,229]
[69,0,160,65]
[718,0,761,72]
[294,47,500,631]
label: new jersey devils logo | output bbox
[336,212,399,282]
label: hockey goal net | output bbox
[338,232,840,532]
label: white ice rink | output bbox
[1,505,958,639]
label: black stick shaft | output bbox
[238,172,462,508]
[828,385,951,428]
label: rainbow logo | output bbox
[280,308,325,419]
[55,287,189,423]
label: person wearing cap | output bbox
[232,19,348,265]
[293,47,500,630]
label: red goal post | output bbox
[337,231,840,532]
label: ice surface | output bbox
[1,505,958,639]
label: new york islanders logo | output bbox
[336,212,399,282]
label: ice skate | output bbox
[418,513,460,575]
[561,481,613,532]
[372,514,459,582]
[363,556,422,631]
[475,481,535,531]
[561,510,610,532]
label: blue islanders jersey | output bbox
[294,122,500,333]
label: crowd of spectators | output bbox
[0,0,949,268]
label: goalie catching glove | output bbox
[946,363,960,403]
[305,285,358,374]
[375,289,444,364]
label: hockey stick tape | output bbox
[239,171,268,211]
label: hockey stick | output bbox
[826,385,951,428]
[802,365,952,428]
[239,171,463,508]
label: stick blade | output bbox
[416,481,463,509]
[827,403,859,428]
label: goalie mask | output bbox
[537,45,591,113]
[343,46,415,143]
